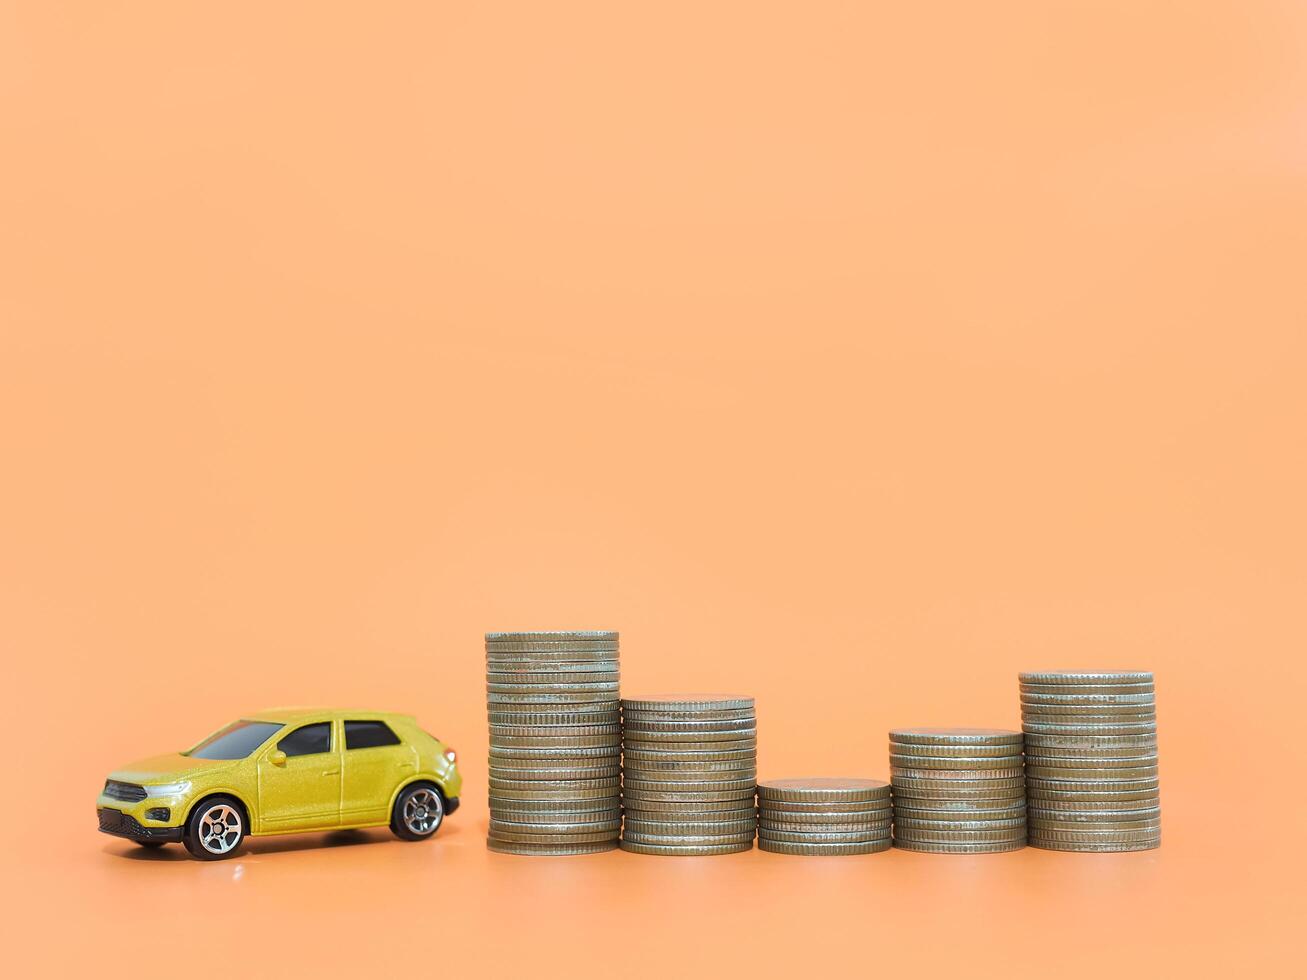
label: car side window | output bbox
[345,720,401,749]
[278,722,332,757]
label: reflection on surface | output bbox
[103,825,463,863]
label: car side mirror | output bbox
[268,749,287,766]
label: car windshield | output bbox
[186,720,285,760]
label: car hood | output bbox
[109,753,239,782]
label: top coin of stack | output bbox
[757,778,891,855]
[620,695,757,856]
[889,728,1027,854]
[485,631,622,856]
[1019,671,1160,852]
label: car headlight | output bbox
[144,781,192,798]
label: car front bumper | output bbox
[97,807,185,843]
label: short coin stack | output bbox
[890,728,1027,853]
[620,695,757,855]
[757,778,892,855]
[485,631,621,855]
[1020,671,1161,852]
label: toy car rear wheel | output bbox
[392,783,444,841]
[184,797,246,860]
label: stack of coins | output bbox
[889,728,1027,853]
[620,695,757,855]
[485,631,621,855]
[1020,671,1161,852]
[757,778,892,855]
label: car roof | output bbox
[243,708,414,724]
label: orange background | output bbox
[2,2,1305,976]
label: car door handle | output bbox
[323,769,340,776]
[397,762,413,769]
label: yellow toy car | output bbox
[96,708,461,859]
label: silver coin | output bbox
[1028,838,1159,852]
[623,818,758,835]
[1022,721,1157,736]
[892,817,1027,832]
[620,798,758,814]
[1024,765,1159,780]
[894,827,1027,843]
[759,828,892,844]
[1026,797,1160,812]
[490,808,622,824]
[623,758,757,773]
[622,787,756,803]
[1021,703,1156,717]
[759,839,891,856]
[763,810,893,825]
[1020,692,1155,706]
[621,831,757,846]
[888,742,1026,759]
[893,838,1025,854]
[488,712,622,727]
[487,681,620,695]
[757,778,891,803]
[489,766,621,781]
[619,840,753,856]
[1027,807,1160,823]
[1029,817,1161,832]
[1022,732,1157,749]
[1022,752,1159,767]
[621,729,759,744]
[487,825,621,844]
[762,798,892,813]
[1020,682,1153,696]
[888,755,1023,770]
[759,819,892,835]
[890,767,1025,781]
[489,734,623,749]
[490,660,620,674]
[1026,787,1160,803]
[622,718,758,733]
[487,839,619,856]
[1018,671,1153,686]
[491,787,621,802]
[892,806,1027,823]
[1026,776,1159,792]
[623,777,756,794]
[891,776,1025,792]
[889,728,1022,746]
[1029,828,1162,843]
[621,769,757,785]
[892,798,1027,813]
[622,700,758,716]
[622,752,758,768]
[622,707,756,722]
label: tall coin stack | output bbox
[620,695,757,855]
[757,778,892,855]
[485,631,622,855]
[890,728,1027,853]
[1020,671,1161,852]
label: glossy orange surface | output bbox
[2,2,1304,976]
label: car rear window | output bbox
[345,720,401,749]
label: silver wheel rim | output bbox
[198,803,242,854]
[403,788,443,835]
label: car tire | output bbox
[184,796,247,860]
[135,840,166,848]
[391,783,445,841]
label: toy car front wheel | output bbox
[184,797,246,860]
[392,784,444,841]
